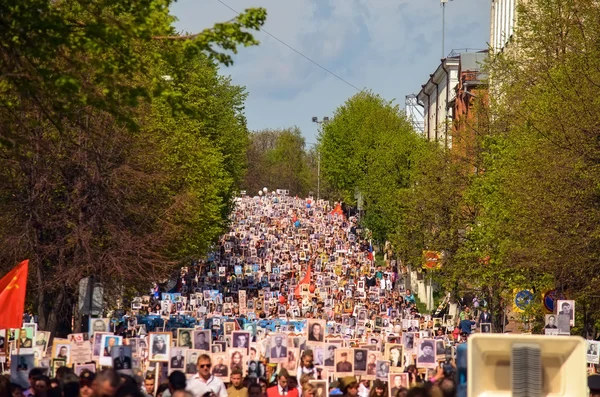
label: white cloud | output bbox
[170,0,490,138]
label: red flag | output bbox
[0,260,29,329]
[294,264,312,298]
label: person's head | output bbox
[248,383,262,397]
[156,384,169,397]
[277,369,289,388]
[197,354,212,380]
[118,347,125,357]
[59,346,67,357]
[275,336,283,346]
[32,375,50,397]
[301,350,314,368]
[143,374,155,394]
[302,383,315,397]
[368,354,376,364]
[168,370,187,392]
[393,375,402,387]
[236,334,247,346]
[230,370,243,388]
[340,352,348,362]
[93,320,106,332]
[249,361,257,371]
[250,347,257,360]
[197,332,206,343]
[438,378,456,397]
[154,336,165,350]
[343,379,358,396]
[405,289,411,295]
[562,302,571,312]
[93,369,120,397]
[355,351,364,361]
[79,370,95,397]
[20,329,27,338]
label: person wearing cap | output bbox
[79,370,95,397]
[336,352,353,373]
[266,369,298,397]
[340,377,358,397]
[368,380,385,397]
[589,374,600,397]
[418,341,435,364]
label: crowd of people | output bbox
[0,192,524,397]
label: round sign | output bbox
[514,290,534,310]
[543,289,564,313]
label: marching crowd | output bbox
[0,192,501,397]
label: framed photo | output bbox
[389,373,409,396]
[353,348,368,374]
[587,341,600,364]
[480,323,492,333]
[416,339,437,368]
[91,332,111,358]
[52,341,71,364]
[177,329,193,348]
[402,332,416,351]
[35,331,50,351]
[169,347,187,372]
[88,318,110,338]
[16,327,34,349]
[232,331,250,350]
[557,300,575,327]
[74,363,96,376]
[307,319,326,343]
[51,358,66,377]
[385,344,403,368]
[185,349,201,375]
[224,322,235,336]
[279,347,299,375]
[365,352,381,378]
[100,335,122,366]
[544,314,558,330]
[229,348,247,375]
[375,359,389,381]
[149,332,171,362]
[334,348,354,375]
[192,330,211,351]
[269,334,288,362]
[112,345,133,374]
[309,380,328,397]
[211,353,230,382]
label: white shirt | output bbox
[186,374,228,397]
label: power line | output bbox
[216,0,362,92]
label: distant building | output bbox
[416,56,460,148]
[450,51,489,162]
[490,0,518,53]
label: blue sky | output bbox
[171,0,491,144]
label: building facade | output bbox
[450,51,489,162]
[490,0,518,53]
[416,56,460,148]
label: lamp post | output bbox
[311,117,330,201]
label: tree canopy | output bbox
[0,0,266,335]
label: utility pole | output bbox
[441,0,453,58]
[311,116,330,201]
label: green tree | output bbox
[244,127,313,196]
[0,0,266,335]
[318,91,424,243]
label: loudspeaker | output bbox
[468,333,587,396]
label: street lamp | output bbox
[311,117,330,201]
